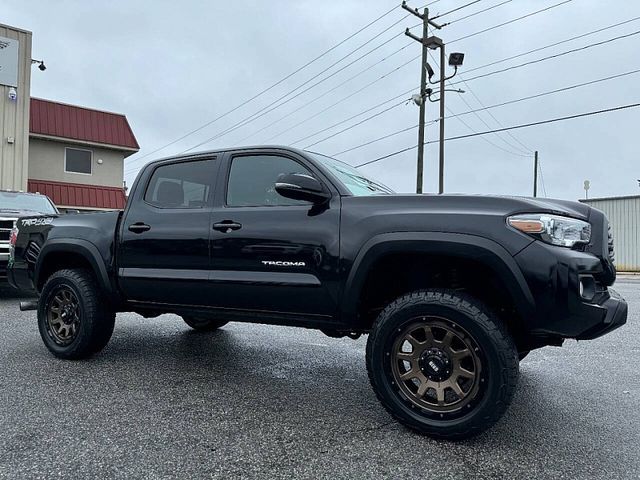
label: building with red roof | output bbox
[27,97,139,211]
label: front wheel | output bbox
[182,316,228,332]
[38,269,115,359]
[366,289,519,440]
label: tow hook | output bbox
[19,300,38,311]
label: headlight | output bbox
[508,214,591,248]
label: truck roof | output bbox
[145,145,308,167]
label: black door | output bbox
[117,157,218,306]
[208,151,341,319]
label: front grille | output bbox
[607,223,615,263]
[0,218,16,246]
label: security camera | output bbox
[425,62,435,81]
[38,61,46,71]
[448,52,465,67]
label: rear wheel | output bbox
[182,316,228,332]
[366,289,519,440]
[38,269,115,359]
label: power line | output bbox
[354,102,640,168]
[179,30,407,154]
[126,33,411,175]
[356,144,419,168]
[334,68,640,157]
[443,0,512,26]
[290,90,415,145]
[449,0,573,43]
[428,50,530,156]
[234,42,413,146]
[409,0,572,39]
[124,2,403,166]
[260,14,613,149]
[332,124,420,156]
[302,100,409,149]
[178,1,443,156]
[450,68,640,118]
[255,61,419,145]
[309,30,640,154]
[127,0,601,174]
[445,104,529,157]
[454,28,640,85]
[458,75,533,152]
[432,0,483,20]
[463,15,640,75]
[538,159,548,197]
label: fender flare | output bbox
[35,238,113,295]
[341,232,536,323]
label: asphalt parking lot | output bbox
[0,279,638,479]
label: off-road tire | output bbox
[38,268,115,360]
[182,316,228,332]
[366,289,519,440]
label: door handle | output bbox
[128,222,151,233]
[213,221,242,233]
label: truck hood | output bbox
[344,194,590,220]
[340,194,594,257]
[0,208,56,218]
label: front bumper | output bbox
[515,240,627,341]
[573,288,627,340]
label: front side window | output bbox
[144,159,214,208]
[65,148,92,174]
[227,155,313,206]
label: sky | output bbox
[5,0,640,200]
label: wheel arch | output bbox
[341,232,536,327]
[35,239,114,296]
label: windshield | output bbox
[0,192,57,214]
[306,152,394,196]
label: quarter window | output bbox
[65,148,92,174]
[227,155,313,206]
[145,159,215,208]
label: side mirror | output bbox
[275,173,330,204]
[64,209,80,215]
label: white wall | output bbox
[0,23,31,191]
[583,196,640,272]
[28,137,124,188]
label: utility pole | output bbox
[438,45,446,194]
[402,1,442,194]
[533,150,538,197]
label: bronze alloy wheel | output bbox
[45,285,81,346]
[391,317,482,413]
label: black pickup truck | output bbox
[8,146,627,439]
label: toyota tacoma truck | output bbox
[0,190,58,280]
[7,146,627,439]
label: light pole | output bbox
[425,52,464,194]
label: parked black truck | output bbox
[8,146,627,439]
[0,190,58,279]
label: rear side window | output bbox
[144,159,215,208]
[226,155,312,206]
